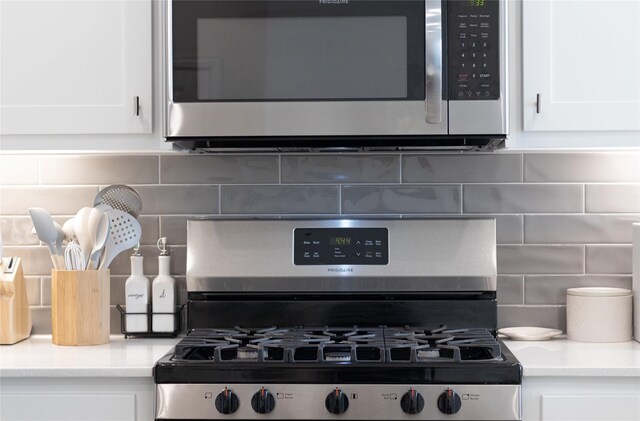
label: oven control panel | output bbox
[156,383,521,420]
[293,228,388,265]
[448,0,500,101]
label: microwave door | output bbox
[165,0,447,138]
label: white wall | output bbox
[1,0,639,152]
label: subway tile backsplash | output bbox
[1,151,638,333]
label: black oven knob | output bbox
[215,387,239,414]
[437,388,462,415]
[325,388,349,415]
[251,387,276,414]
[400,388,425,414]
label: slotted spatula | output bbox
[98,208,141,269]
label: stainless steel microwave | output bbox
[163,0,508,151]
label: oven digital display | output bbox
[330,237,352,246]
[294,228,388,266]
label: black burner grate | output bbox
[171,325,503,364]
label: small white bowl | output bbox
[498,327,563,341]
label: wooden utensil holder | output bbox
[0,258,32,345]
[51,270,110,346]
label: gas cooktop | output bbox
[170,325,504,364]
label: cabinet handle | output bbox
[134,96,140,117]
[536,93,541,114]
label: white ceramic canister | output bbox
[566,287,632,342]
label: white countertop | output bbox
[2,336,639,378]
[504,339,640,377]
[0,335,180,378]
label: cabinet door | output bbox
[0,0,151,134]
[541,395,640,421]
[1,395,136,421]
[523,0,640,131]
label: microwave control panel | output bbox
[293,228,388,266]
[448,0,500,101]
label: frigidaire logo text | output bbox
[319,0,349,4]
[328,268,353,273]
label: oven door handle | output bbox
[425,0,443,124]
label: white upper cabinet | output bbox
[523,0,640,131]
[0,0,151,135]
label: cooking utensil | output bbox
[64,241,86,271]
[74,207,93,266]
[99,208,141,269]
[54,222,65,255]
[62,218,77,243]
[94,185,142,219]
[86,211,110,270]
[28,207,64,270]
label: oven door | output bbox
[164,0,447,139]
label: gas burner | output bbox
[324,352,352,362]
[236,347,259,360]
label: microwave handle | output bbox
[425,0,443,124]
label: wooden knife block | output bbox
[0,257,32,345]
[51,270,110,346]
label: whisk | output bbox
[64,240,86,271]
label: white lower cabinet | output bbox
[522,377,640,421]
[0,378,155,421]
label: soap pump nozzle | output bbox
[132,243,142,257]
[157,237,170,256]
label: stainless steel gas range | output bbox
[154,219,522,420]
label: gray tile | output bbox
[107,245,186,277]
[41,276,51,306]
[110,276,127,306]
[41,155,158,185]
[498,305,566,330]
[221,185,339,214]
[524,152,640,182]
[25,276,42,306]
[585,184,640,213]
[586,245,633,274]
[0,216,40,245]
[403,154,522,183]
[176,276,188,305]
[161,155,278,184]
[138,216,160,245]
[497,276,524,304]
[463,184,583,213]
[497,245,584,274]
[0,186,99,215]
[0,155,39,185]
[109,306,121,334]
[2,246,56,276]
[342,185,460,214]
[30,306,52,334]
[406,214,522,244]
[494,214,523,244]
[160,216,188,245]
[524,214,640,244]
[282,155,400,184]
[134,185,219,215]
[525,275,632,304]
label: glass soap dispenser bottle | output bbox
[152,237,176,332]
